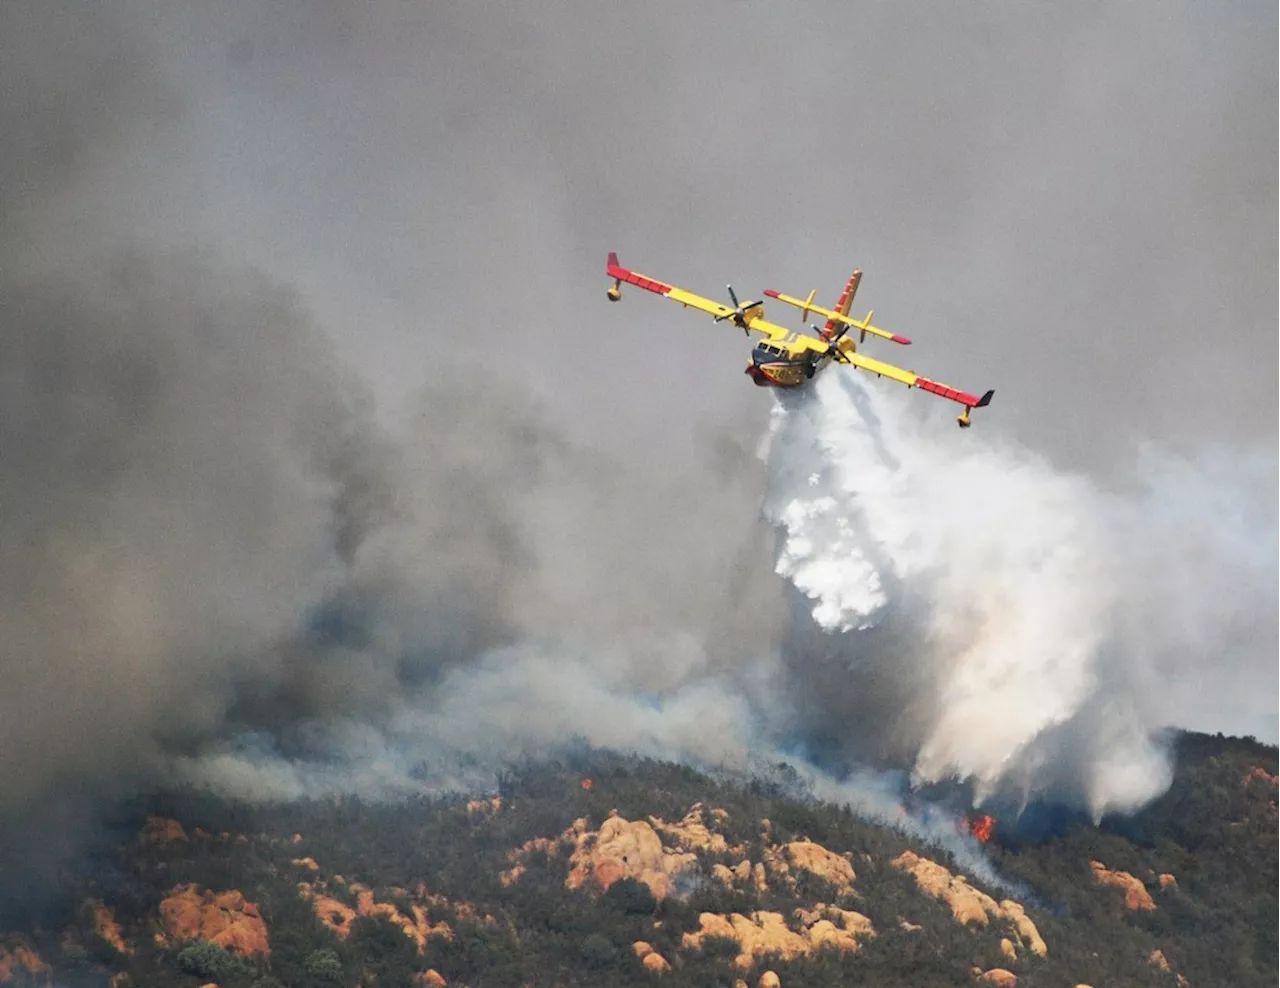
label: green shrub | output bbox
[178,939,244,981]
[603,876,657,915]
[580,932,617,968]
[302,946,345,987]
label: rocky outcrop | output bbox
[502,813,700,900]
[999,938,1017,961]
[1244,765,1278,787]
[1090,861,1156,911]
[291,856,320,872]
[891,852,1047,958]
[417,970,447,987]
[632,941,671,974]
[138,816,187,846]
[88,900,133,955]
[1149,949,1170,972]
[309,892,357,936]
[0,943,49,983]
[158,885,269,957]
[503,806,867,910]
[1158,872,1178,891]
[758,973,781,988]
[681,907,875,970]
[466,796,502,818]
[300,882,452,951]
[999,900,1047,958]
[499,834,561,887]
[767,841,857,896]
[649,803,732,854]
[566,815,698,899]
[977,970,1017,987]
[643,951,671,974]
[893,851,1002,926]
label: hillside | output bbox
[0,732,1274,988]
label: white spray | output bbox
[761,368,1276,817]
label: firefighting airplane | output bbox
[606,252,994,427]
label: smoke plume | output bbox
[1,0,1274,904]
[762,371,1277,817]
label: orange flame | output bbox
[580,778,593,791]
[966,814,995,843]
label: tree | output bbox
[178,939,245,982]
[603,876,657,915]
[302,947,345,987]
[348,915,418,988]
[580,933,617,968]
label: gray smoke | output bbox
[1,0,1274,869]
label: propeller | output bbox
[811,324,852,363]
[714,284,762,333]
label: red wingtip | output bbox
[891,334,912,345]
[607,251,619,270]
[762,289,780,299]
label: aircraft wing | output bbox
[608,253,789,341]
[836,348,921,387]
[764,290,911,345]
[837,343,994,424]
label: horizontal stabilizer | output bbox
[764,290,911,344]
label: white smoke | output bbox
[168,363,1275,836]
[762,368,1276,817]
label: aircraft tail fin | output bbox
[824,269,862,338]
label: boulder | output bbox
[977,970,1017,987]
[777,841,856,895]
[138,816,187,845]
[893,853,1047,957]
[1090,861,1156,911]
[302,884,452,951]
[642,951,671,974]
[157,884,270,957]
[999,900,1047,958]
[681,907,875,969]
[0,943,49,982]
[758,973,781,988]
[893,852,1001,926]
[565,815,697,899]
[650,803,730,854]
[88,900,133,955]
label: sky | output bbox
[131,3,1278,462]
[1,0,1275,860]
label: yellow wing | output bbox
[608,253,789,342]
[764,290,912,345]
[834,339,995,426]
[834,344,919,387]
